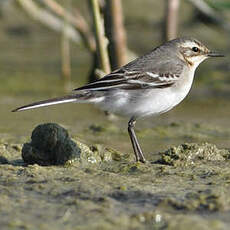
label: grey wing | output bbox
[74,69,181,91]
[74,58,184,91]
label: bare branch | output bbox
[41,0,96,52]
[16,0,81,44]
[165,0,180,41]
[187,0,230,32]
[89,0,111,75]
[61,0,72,90]
[105,0,127,69]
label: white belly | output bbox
[97,72,194,119]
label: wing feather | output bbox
[74,66,181,91]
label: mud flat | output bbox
[1,129,230,230]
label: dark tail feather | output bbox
[12,94,79,112]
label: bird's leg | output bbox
[128,119,140,162]
[128,118,146,163]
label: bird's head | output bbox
[175,37,224,68]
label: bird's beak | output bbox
[207,51,225,57]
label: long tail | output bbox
[12,94,80,112]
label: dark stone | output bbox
[22,123,81,166]
[0,156,9,164]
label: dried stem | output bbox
[61,0,71,90]
[42,0,96,52]
[16,0,80,43]
[187,0,230,32]
[104,0,127,69]
[89,0,111,75]
[165,0,180,41]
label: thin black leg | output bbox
[128,118,146,163]
[128,120,140,162]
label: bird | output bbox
[12,37,224,163]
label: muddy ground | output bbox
[1,126,230,230]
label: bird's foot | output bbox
[136,156,146,163]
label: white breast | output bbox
[96,69,196,119]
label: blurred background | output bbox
[0,0,230,157]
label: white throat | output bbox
[187,55,208,70]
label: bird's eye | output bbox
[192,47,199,52]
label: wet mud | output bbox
[1,125,230,230]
